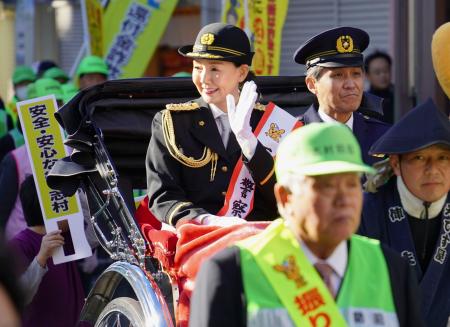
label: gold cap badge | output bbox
[336,35,354,53]
[200,33,215,45]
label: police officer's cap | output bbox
[370,98,450,156]
[293,26,369,69]
[178,23,254,66]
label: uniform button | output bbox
[198,120,205,126]
[221,191,227,196]
[221,166,228,172]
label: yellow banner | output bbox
[222,0,289,76]
[85,0,103,57]
[103,0,178,79]
[17,96,79,219]
[17,95,92,264]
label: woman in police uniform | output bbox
[145,23,278,227]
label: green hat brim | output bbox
[282,160,375,177]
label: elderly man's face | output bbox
[276,173,362,257]
[390,145,450,202]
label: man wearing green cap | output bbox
[7,65,37,126]
[43,67,70,84]
[76,55,109,90]
[190,123,424,327]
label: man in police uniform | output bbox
[359,99,450,326]
[294,27,390,165]
[146,23,278,227]
[190,123,424,327]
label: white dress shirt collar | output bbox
[209,103,227,119]
[300,240,348,280]
[318,108,354,130]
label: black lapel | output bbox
[302,104,323,123]
[189,99,229,160]
[225,132,240,156]
[352,112,369,156]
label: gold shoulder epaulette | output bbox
[166,102,200,111]
[254,102,266,111]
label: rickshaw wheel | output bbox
[95,297,145,327]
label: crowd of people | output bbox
[0,21,449,327]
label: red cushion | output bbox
[135,196,162,230]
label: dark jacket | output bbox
[146,98,278,226]
[300,104,391,166]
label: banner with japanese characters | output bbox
[17,96,92,264]
[103,0,178,79]
[222,0,289,75]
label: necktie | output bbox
[314,262,335,298]
[216,114,230,147]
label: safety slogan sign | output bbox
[17,95,92,264]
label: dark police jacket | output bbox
[146,98,278,226]
[300,104,390,166]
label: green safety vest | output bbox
[237,219,399,327]
[0,110,8,137]
[6,97,18,127]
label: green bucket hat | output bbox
[12,65,37,85]
[43,67,70,82]
[275,123,375,180]
[26,83,37,99]
[34,78,64,101]
[76,55,109,78]
[61,83,79,103]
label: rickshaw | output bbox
[47,76,381,326]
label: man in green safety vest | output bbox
[190,122,425,327]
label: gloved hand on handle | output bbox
[227,81,259,159]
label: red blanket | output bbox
[136,198,269,326]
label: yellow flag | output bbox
[222,0,289,76]
[85,0,104,57]
[103,0,179,79]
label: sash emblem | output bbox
[273,255,306,288]
[265,123,285,143]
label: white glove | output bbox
[227,81,258,159]
[194,214,247,226]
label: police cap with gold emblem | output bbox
[178,22,254,65]
[293,26,369,69]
